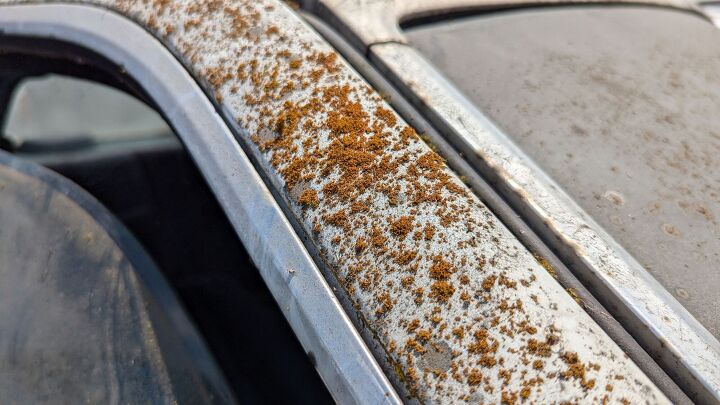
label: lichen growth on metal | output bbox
[33,0,670,402]
[315,0,696,47]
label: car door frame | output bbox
[0,4,400,404]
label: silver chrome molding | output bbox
[314,0,720,401]
[0,5,400,404]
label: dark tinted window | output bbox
[0,72,332,403]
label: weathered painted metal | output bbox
[312,0,720,401]
[368,42,720,402]
[309,0,699,47]
[0,0,673,403]
[0,4,398,404]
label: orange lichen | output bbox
[501,390,518,405]
[389,216,414,240]
[376,292,393,316]
[395,250,417,266]
[561,352,596,391]
[374,106,397,128]
[429,255,453,280]
[355,237,368,253]
[415,329,431,343]
[118,0,649,401]
[406,338,425,353]
[407,318,420,333]
[526,339,551,357]
[324,210,348,228]
[429,281,455,302]
[467,369,483,386]
[298,188,319,207]
[482,275,497,291]
[520,387,531,400]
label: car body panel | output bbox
[0,5,397,403]
[0,1,674,403]
[405,5,720,342]
[313,0,720,401]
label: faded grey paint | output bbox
[407,4,720,341]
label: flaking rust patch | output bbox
[54,0,670,402]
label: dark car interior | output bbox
[0,37,332,404]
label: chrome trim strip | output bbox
[372,36,720,402]
[697,1,720,25]
[0,5,400,403]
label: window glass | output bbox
[0,68,332,403]
[4,74,171,144]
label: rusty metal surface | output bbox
[311,0,699,48]
[0,0,672,403]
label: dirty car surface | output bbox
[0,0,688,403]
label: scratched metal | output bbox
[0,0,671,402]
